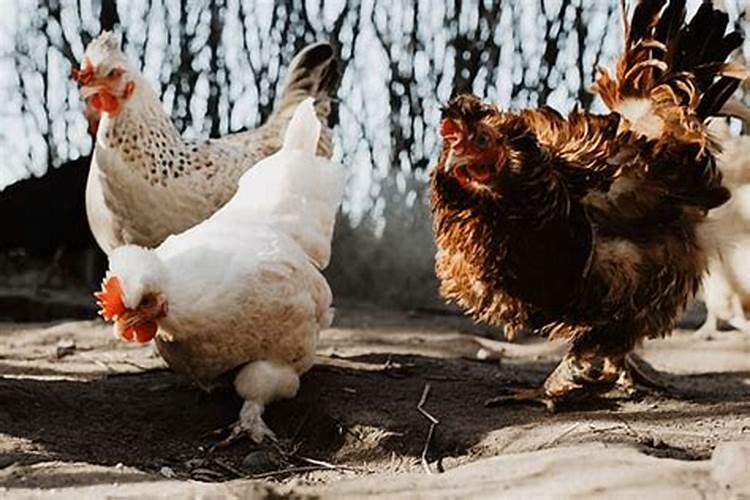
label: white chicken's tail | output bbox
[265,42,339,158]
[235,99,346,269]
[282,96,322,153]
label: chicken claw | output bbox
[210,360,300,451]
[484,353,666,410]
[210,401,277,451]
[615,353,675,396]
[485,388,558,411]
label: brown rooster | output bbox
[430,0,747,406]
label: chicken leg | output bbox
[602,352,676,398]
[693,310,718,340]
[485,353,603,411]
[212,360,300,449]
[485,350,674,410]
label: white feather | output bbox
[615,98,664,139]
[108,245,165,309]
[105,100,345,385]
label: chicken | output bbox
[94,99,345,443]
[72,32,338,254]
[429,0,746,406]
[695,119,750,338]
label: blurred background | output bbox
[0,0,748,321]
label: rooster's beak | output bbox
[440,118,466,173]
[120,294,168,329]
[443,150,465,173]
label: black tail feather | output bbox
[636,0,744,119]
[629,0,667,47]
[654,0,685,44]
[696,77,741,118]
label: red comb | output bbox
[71,67,94,85]
[71,58,95,85]
[440,118,461,139]
[94,275,126,321]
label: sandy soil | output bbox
[0,303,749,498]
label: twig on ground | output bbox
[290,411,311,444]
[92,359,117,374]
[613,414,640,438]
[417,383,440,474]
[294,454,359,472]
[212,458,243,478]
[272,430,359,475]
[587,424,626,434]
[537,422,580,450]
[247,465,339,480]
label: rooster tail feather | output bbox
[627,0,667,49]
[596,0,745,121]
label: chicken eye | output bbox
[475,132,491,148]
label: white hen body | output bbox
[109,100,344,389]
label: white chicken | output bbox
[94,99,345,443]
[696,118,750,338]
[73,32,338,254]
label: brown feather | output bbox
[429,0,742,399]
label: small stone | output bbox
[241,449,280,473]
[55,339,76,358]
[159,466,176,479]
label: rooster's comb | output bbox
[94,275,127,321]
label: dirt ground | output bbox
[0,303,749,498]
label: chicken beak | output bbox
[443,150,463,173]
[120,310,143,329]
[120,294,168,328]
[79,82,106,99]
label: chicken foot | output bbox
[602,352,676,398]
[211,360,300,450]
[694,296,750,340]
[485,353,604,411]
[693,310,718,340]
[485,350,675,410]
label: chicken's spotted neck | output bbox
[95,74,189,176]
